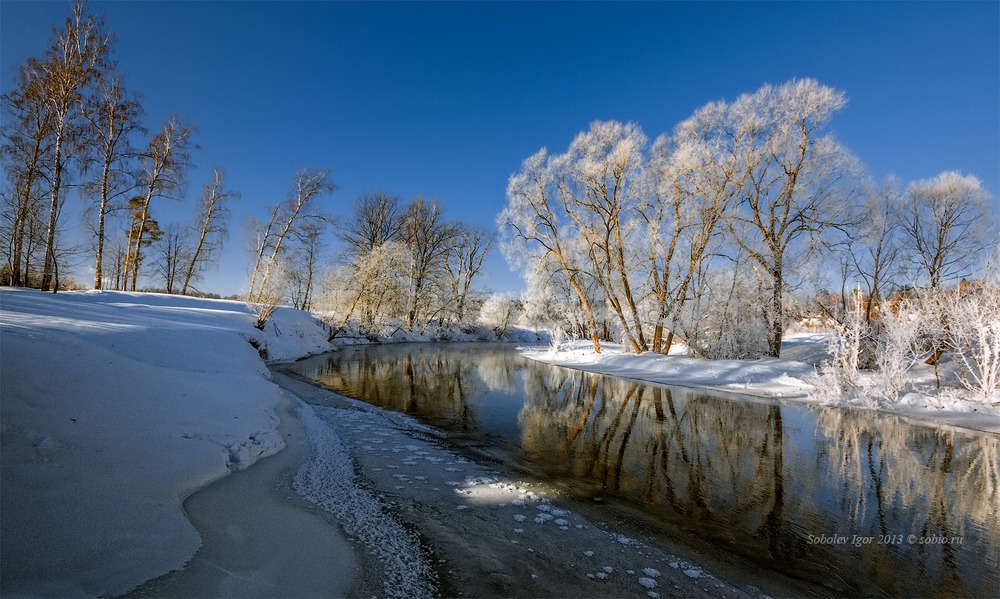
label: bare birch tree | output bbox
[81,71,142,289]
[285,218,327,311]
[38,0,112,291]
[152,222,189,293]
[247,168,334,329]
[1,59,53,287]
[181,166,235,294]
[124,116,193,290]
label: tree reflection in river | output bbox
[516,365,998,596]
[294,344,999,597]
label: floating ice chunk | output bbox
[513,528,524,534]
[615,534,632,545]
[511,498,526,506]
[683,569,702,579]
[536,504,552,512]
[647,592,661,599]
[583,551,595,557]
[668,562,679,569]
[639,577,657,589]
[602,566,613,573]
[551,508,569,517]
[513,514,528,522]
[595,572,608,580]
[642,568,660,578]
[554,518,569,526]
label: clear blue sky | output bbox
[2,1,998,296]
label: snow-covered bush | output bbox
[811,295,877,405]
[945,288,1000,402]
[874,302,920,402]
[479,293,521,338]
[872,301,920,400]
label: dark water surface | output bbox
[289,343,1000,597]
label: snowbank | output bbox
[522,334,1000,434]
[0,288,331,596]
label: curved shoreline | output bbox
[127,394,364,598]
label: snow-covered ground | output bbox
[521,335,1000,434]
[0,288,330,596]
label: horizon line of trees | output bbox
[1,1,233,296]
[498,78,998,361]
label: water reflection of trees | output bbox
[812,409,1000,593]
[517,366,999,596]
[306,346,523,433]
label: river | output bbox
[288,343,1000,597]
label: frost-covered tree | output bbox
[641,109,739,353]
[723,79,861,357]
[499,148,607,354]
[479,293,521,338]
[322,240,407,336]
[849,177,905,321]
[903,171,995,289]
[444,222,493,322]
[551,121,649,353]
[945,256,1000,401]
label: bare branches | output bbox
[181,166,235,294]
[247,168,334,329]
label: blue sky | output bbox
[2,1,998,296]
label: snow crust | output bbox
[0,289,329,596]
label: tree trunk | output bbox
[40,132,63,291]
[94,160,110,289]
[769,265,783,358]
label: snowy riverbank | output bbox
[0,288,331,596]
[520,337,1000,434]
